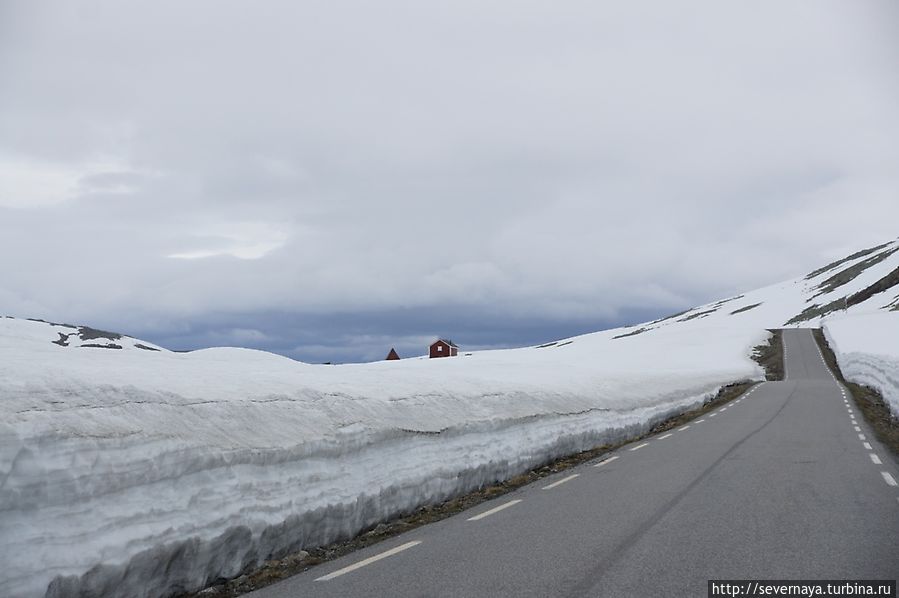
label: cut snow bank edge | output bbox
[824,315,899,418]
[10,383,741,598]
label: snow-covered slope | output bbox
[2,238,898,598]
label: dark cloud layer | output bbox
[137,305,664,364]
[1,1,898,362]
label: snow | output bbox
[824,312,899,417]
[1,238,898,598]
[1,317,765,598]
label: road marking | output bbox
[851,420,857,425]
[859,434,866,441]
[718,408,727,413]
[696,419,706,424]
[658,433,673,440]
[882,472,898,487]
[848,410,854,414]
[854,426,861,432]
[870,454,882,465]
[594,455,619,468]
[709,413,717,418]
[678,425,690,432]
[315,541,422,581]
[543,474,580,490]
[863,442,873,450]
[629,443,649,452]
[467,499,523,521]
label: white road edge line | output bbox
[696,419,706,424]
[859,434,866,441]
[629,443,650,452]
[870,454,882,465]
[542,474,580,490]
[863,442,873,450]
[658,433,673,440]
[709,413,717,418]
[854,426,861,432]
[678,425,690,432]
[315,541,422,581]
[594,455,619,468]
[467,499,523,521]
[881,472,898,487]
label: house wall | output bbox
[429,341,453,358]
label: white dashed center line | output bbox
[859,434,866,441]
[696,419,706,424]
[678,425,690,432]
[854,426,861,432]
[870,454,882,465]
[881,472,898,487]
[542,474,579,490]
[863,442,873,450]
[315,541,422,581]
[658,433,673,440]
[467,499,522,521]
[629,443,649,452]
[594,455,619,468]
[709,413,717,418]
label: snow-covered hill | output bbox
[2,238,898,598]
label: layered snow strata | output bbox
[0,317,765,597]
[824,313,899,417]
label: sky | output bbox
[1,1,898,363]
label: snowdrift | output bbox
[824,313,899,417]
[1,238,898,597]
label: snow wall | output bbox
[824,314,899,418]
[0,318,766,598]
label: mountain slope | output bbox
[1,238,898,598]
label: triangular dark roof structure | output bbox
[385,348,400,360]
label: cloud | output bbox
[0,0,897,361]
[167,222,290,260]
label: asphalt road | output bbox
[250,329,899,597]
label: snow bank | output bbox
[4,238,899,598]
[824,313,899,417]
[0,317,765,598]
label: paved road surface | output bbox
[251,329,899,597]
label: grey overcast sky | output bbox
[1,1,898,363]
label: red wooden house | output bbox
[429,339,458,358]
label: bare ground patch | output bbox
[752,329,784,381]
